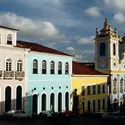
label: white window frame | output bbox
[17,59,23,71]
[6,58,12,71]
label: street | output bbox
[0,115,125,125]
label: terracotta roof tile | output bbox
[73,61,106,75]
[16,40,72,56]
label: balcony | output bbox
[15,71,25,80]
[0,70,2,77]
[4,71,14,79]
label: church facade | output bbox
[94,18,125,110]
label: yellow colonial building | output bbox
[72,62,108,114]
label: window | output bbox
[102,85,105,93]
[120,78,123,92]
[33,59,38,74]
[113,43,116,56]
[65,62,69,74]
[93,85,96,94]
[7,34,12,45]
[113,78,117,93]
[42,60,47,74]
[81,86,85,96]
[58,62,62,74]
[50,61,54,74]
[100,42,105,56]
[82,102,85,112]
[98,85,100,94]
[6,58,12,71]
[103,99,105,110]
[88,101,90,112]
[17,59,22,71]
[98,99,100,111]
[93,100,96,112]
[87,86,90,95]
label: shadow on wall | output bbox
[0,91,70,115]
[0,96,29,114]
[72,82,125,114]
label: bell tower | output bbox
[94,18,119,74]
[119,34,125,60]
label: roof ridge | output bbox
[16,40,73,57]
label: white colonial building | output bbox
[0,26,29,115]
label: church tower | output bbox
[94,18,119,74]
[119,34,125,60]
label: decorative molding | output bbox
[15,71,25,80]
[4,71,14,79]
[113,89,117,94]
[0,70,2,77]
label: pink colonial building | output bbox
[0,26,29,115]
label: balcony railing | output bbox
[0,70,2,77]
[15,71,25,80]
[4,71,14,79]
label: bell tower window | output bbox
[7,34,12,45]
[113,43,116,56]
[100,42,105,56]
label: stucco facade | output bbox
[72,62,108,113]
[72,75,108,113]
[0,26,28,115]
[27,51,72,114]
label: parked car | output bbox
[39,110,58,118]
[3,110,31,119]
[57,110,77,117]
[102,112,125,120]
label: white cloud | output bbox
[103,0,125,12]
[77,36,94,44]
[84,6,101,17]
[73,54,89,62]
[113,12,125,23]
[66,46,74,51]
[12,0,82,28]
[0,12,65,41]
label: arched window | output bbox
[41,94,46,111]
[17,59,23,71]
[7,34,12,45]
[5,86,11,112]
[32,94,38,114]
[58,92,62,112]
[113,78,117,94]
[65,62,69,74]
[113,43,116,56]
[100,42,105,56]
[120,78,123,92]
[16,86,22,110]
[33,59,38,74]
[50,61,55,74]
[50,93,55,111]
[58,62,62,74]
[65,92,69,110]
[6,58,12,71]
[42,60,47,74]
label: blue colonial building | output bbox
[17,40,73,114]
[94,18,125,111]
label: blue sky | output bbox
[0,0,125,62]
